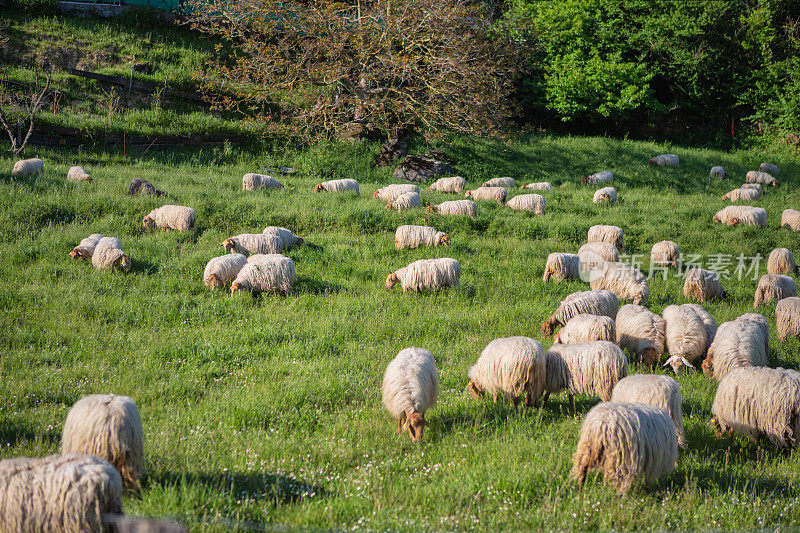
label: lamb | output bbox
[578,242,620,273]
[464,186,506,205]
[553,314,616,344]
[466,337,546,407]
[776,297,800,342]
[589,261,649,305]
[542,253,581,283]
[754,274,797,307]
[386,191,421,212]
[428,176,466,194]
[242,173,283,191]
[67,166,92,182]
[543,341,628,414]
[541,290,619,336]
[768,248,798,276]
[521,182,553,191]
[386,258,460,293]
[710,166,725,179]
[374,183,419,202]
[781,209,800,231]
[507,193,545,214]
[683,267,727,302]
[759,163,781,175]
[223,233,285,255]
[203,254,248,289]
[262,226,303,249]
[571,402,678,493]
[11,158,44,176]
[615,304,666,366]
[701,314,769,381]
[611,374,687,449]
[230,254,295,296]
[0,453,122,532]
[650,240,680,268]
[142,205,197,232]
[69,233,104,260]
[91,238,131,273]
[382,347,439,442]
[722,188,761,202]
[710,366,800,448]
[662,304,717,374]
[593,187,617,203]
[128,178,164,197]
[425,200,477,218]
[314,178,360,194]
[649,154,679,168]
[394,225,450,249]
[61,394,144,490]
[712,205,767,227]
[587,224,624,250]
[482,177,515,188]
[746,170,777,187]
[581,171,613,184]
[741,183,762,192]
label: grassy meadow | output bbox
[1,135,800,530]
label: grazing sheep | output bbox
[142,205,196,232]
[582,171,613,185]
[662,304,717,374]
[710,166,725,179]
[386,258,460,293]
[382,347,439,442]
[553,314,616,345]
[776,297,800,342]
[94,236,121,253]
[395,225,450,249]
[754,274,797,307]
[466,337,546,407]
[541,290,619,336]
[593,186,617,204]
[69,233,104,260]
[615,304,666,366]
[91,238,131,273]
[507,193,545,214]
[521,182,553,191]
[543,341,628,413]
[710,366,800,448]
[688,303,718,349]
[741,183,763,192]
[223,233,285,255]
[649,154,679,168]
[482,177,515,188]
[712,205,767,227]
[650,241,680,268]
[746,170,777,187]
[230,254,295,296]
[386,191,421,212]
[722,188,761,202]
[611,374,687,449]
[683,267,727,302]
[374,183,419,202]
[464,186,506,205]
[128,178,164,197]
[759,163,781,175]
[701,314,769,381]
[242,173,283,191]
[578,242,620,274]
[426,200,477,218]
[314,178,359,194]
[589,261,649,305]
[781,209,800,231]
[0,453,122,532]
[588,224,624,250]
[11,158,44,176]
[203,254,248,289]
[768,248,798,276]
[542,252,581,283]
[571,402,678,493]
[67,166,92,182]
[262,226,303,249]
[61,394,144,490]
[428,176,466,194]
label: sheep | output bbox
[394,225,450,249]
[67,166,92,182]
[662,304,717,374]
[541,290,619,336]
[262,226,303,248]
[781,209,800,231]
[543,341,628,414]
[142,205,196,232]
[649,154,679,168]
[381,347,438,442]
[464,186,506,205]
[588,224,624,250]
[710,366,800,448]
[741,183,763,192]
[759,163,781,175]
[571,402,678,493]
[426,200,477,218]
[611,374,687,449]
[0,453,122,532]
[593,187,617,204]
[11,158,44,176]
[615,304,666,366]
[754,274,797,307]
[722,188,761,202]
[69,233,104,260]
[61,394,144,490]
[650,240,680,268]
[386,191,421,212]
[712,205,767,227]
[203,254,248,289]
[578,242,620,274]
[507,193,545,214]
[683,267,727,302]
[242,173,283,191]
[386,258,460,293]
[223,233,288,255]
[94,236,122,252]
[701,314,769,381]
[466,337,546,407]
[230,254,295,296]
[746,170,777,187]
[553,313,616,344]
[91,238,131,273]
[710,166,725,179]
[374,183,419,202]
[314,178,360,194]
[542,252,581,283]
[128,178,164,197]
[581,171,613,185]
[589,261,649,305]
[428,176,466,194]
[521,182,553,191]
[482,177,515,188]
[768,248,798,276]
[776,297,800,342]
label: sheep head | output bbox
[700,355,714,376]
[464,190,474,198]
[205,274,219,290]
[663,355,694,375]
[314,184,324,193]
[580,176,590,184]
[142,215,154,228]
[373,190,380,198]
[727,217,738,226]
[648,158,656,167]
[632,294,647,306]
[115,254,132,273]
[405,412,428,442]
[230,281,245,295]
[222,238,236,253]
[642,347,658,367]
[540,318,556,337]
[721,194,729,200]
[440,234,451,246]
[466,380,484,400]
[712,214,720,223]
[425,205,438,214]
[69,247,86,260]
[385,272,400,290]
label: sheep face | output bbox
[386,273,400,290]
[721,194,729,200]
[701,356,713,376]
[230,281,244,295]
[712,214,720,223]
[439,234,451,246]
[115,254,132,273]
[222,238,237,253]
[405,412,428,442]
[142,215,154,228]
[664,355,694,375]
[69,248,88,260]
[314,184,324,192]
[464,190,474,198]
[372,190,380,198]
[206,274,219,290]
[580,176,590,183]
[541,319,556,337]
[466,380,484,400]
[727,217,738,226]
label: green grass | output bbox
[2,135,800,530]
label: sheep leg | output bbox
[541,391,550,408]
[492,392,498,403]
[568,393,575,416]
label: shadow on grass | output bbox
[293,276,343,295]
[131,257,159,275]
[0,418,61,448]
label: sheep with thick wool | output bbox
[143,205,196,232]
[0,453,123,532]
[776,297,800,342]
[711,366,800,448]
[314,178,359,194]
[91,237,131,273]
[262,226,303,249]
[571,402,678,493]
[650,240,680,268]
[428,176,466,194]
[581,171,613,185]
[611,374,687,449]
[128,178,164,197]
[61,394,144,490]
[781,209,800,232]
[507,193,545,214]
[67,166,92,182]
[203,254,248,290]
[482,177,515,188]
[760,163,781,175]
[521,182,553,191]
[382,347,438,442]
[386,191,421,212]
[70,233,104,260]
[426,199,477,218]
[588,224,624,250]
[542,253,581,283]
[754,274,797,307]
[466,337,546,407]
[746,171,777,187]
[662,304,717,374]
[649,154,679,168]
[710,166,725,179]
[464,186,506,205]
[553,313,616,345]
[712,205,767,227]
[223,229,299,256]
[768,248,798,276]
[542,290,619,336]
[578,242,619,273]
[242,173,282,191]
[589,261,649,305]
[741,183,763,192]
[722,188,761,202]
[374,183,419,202]
[394,225,450,249]
[11,158,43,176]
[593,186,617,204]
[615,304,666,366]
[231,254,295,296]
[386,258,460,293]
[701,313,769,381]
[683,267,727,302]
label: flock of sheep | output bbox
[4,152,800,528]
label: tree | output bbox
[0,73,51,156]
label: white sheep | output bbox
[611,374,687,449]
[593,186,617,204]
[69,233,104,260]
[553,313,616,344]
[230,254,295,296]
[683,267,727,302]
[386,191,421,212]
[542,253,581,283]
[746,170,777,187]
[741,183,763,192]
[374,183,419,202]
[314,178,360,194]
[203,254,248,289]
[91,237,131,273]
[712,205,767,227]
[662,304,717,374]
[262,226,303,248]
[701,313,769,381]
[710,166,725,179]
[768,248,798,276]
[394,225,450,249]
[581,171,613,185]
[781,209,800,231]
[589,261,649,305]
[464,186,507,205]
[615,304,666,366]
[223,233,289,255]
[467,337,546,407]
[386,258,460,293]
[61,394,144,490]
[382,347,438,441]
[578,242,619,274]
[507,193,545,214]
[426,200,477,218]
[759,163,781,175]
[482,177,515,188]
[142,205,197,232]
[587,224,624,250]
[428,176,466,194]
[650,240,680,268]
[541,290,619,336]
[242,173,283,191]
[722,188,761,202]
[67,166,92,182]
[649,154,679,168]
[776,297,800,342]
[521,182,553,191]
[11,158,44,176]
[754,274,797,307]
